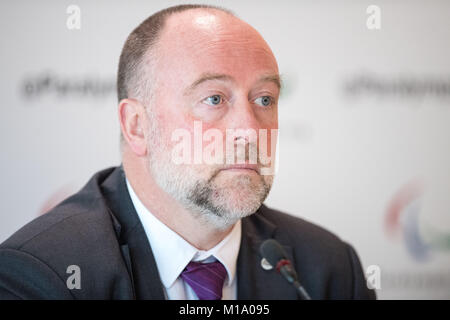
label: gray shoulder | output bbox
[0,193,114,252]
[257,204,355,272]
[258,205,375,299]
[0,191,122,283]
[0,166,119,253]
[259,204,345,247]
[0,192,127,299]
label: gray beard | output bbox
[144,111,273,230]
[147,151,272,230]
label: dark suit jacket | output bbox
[0,166,376,299]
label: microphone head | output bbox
[259,239,309,299]
[259,239,288,267]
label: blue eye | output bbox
[203,95,223,106]
[255,96,273,107]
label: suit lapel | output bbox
[237,206,299,300]
[101,165,166,300]
[121,222,166,300]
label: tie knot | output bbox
[180,260,228,300]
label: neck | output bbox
[122,151,233,251]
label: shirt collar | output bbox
[125,178,241,288]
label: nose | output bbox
[226,99,261,133]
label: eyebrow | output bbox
[184,73,234,95]
[184,72,282,95]
[258,74,282,90]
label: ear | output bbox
[118,98,148,157]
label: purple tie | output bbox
[180,260,227,300]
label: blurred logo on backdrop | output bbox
[21,72,115,100]
[343,73,450,100]
[384,179,450,262]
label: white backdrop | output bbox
[1,0,449,299]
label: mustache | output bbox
[212,141,261,167]
[204,142,264,180]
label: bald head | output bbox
[157,8,278,82]
[117,4,234,104]
[117,5,279,151]
[117,4,277,104]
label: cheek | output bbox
[189,104,228,123]
[159,112,207,157]
[154,111,188,149]
[256,107,278,127]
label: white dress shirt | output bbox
[125,179,241,300]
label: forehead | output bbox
[154,9,279,85]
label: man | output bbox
[0,4,376,300]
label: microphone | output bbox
[259,239,311,300]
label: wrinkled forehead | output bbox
[153,9,279,83]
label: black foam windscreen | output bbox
[259,239,288,267]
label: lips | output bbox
[220,164,259,173]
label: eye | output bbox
[254,96,273,107]
[203,95,224,106]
